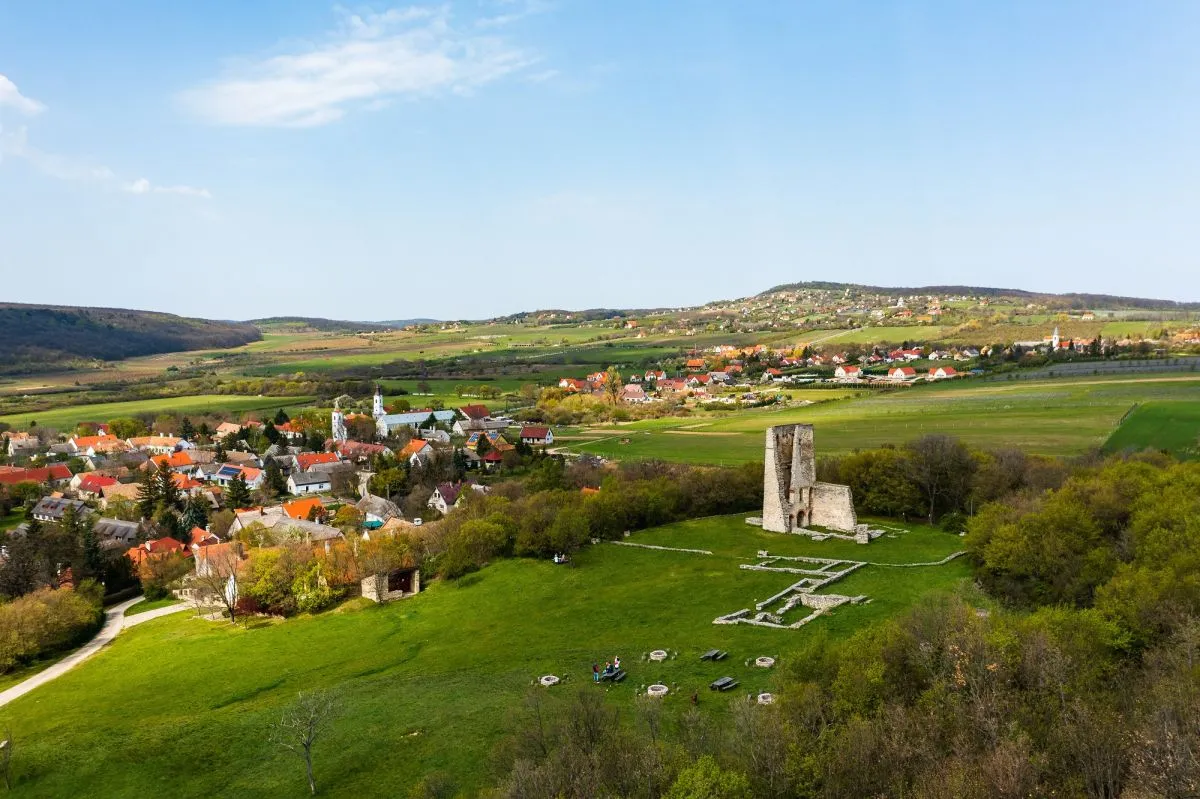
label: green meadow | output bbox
[1104,400,1200,459]
[557,374,1200,463]
[0,515,968,798]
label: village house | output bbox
[294,452,341,472]
[519,426,554,446]
[73,472,118,499]
[0,463,73,489]
[287,471,332,495]
[282,496,326,521]
[928,366,958,380]
[189,526,221,548]
[100,481,142,509]
[834,365,861,381]
[126,435,191,455]
[67,434,128,457]
[230,507,342,543]
[452,417,507,435]
[398,439,434,466]
[210,464,265,490]
[333,440,393,462]
[5,431,40,458]
[193,541,242,577]
[31,496,89,523]
[214,421,243,438]
[94,518,140,549]
[622,384,650,403]
[887,367,918,382]
[644,370,667,382]
[459,404,491,421]
[126,537,188,567]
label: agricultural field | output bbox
[1104,401,1200,459]
[557,374,1200,464]
[0,514,969,798]
[0,395,314,432]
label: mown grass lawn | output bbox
[123,598,180,616]
[559,374,1200,463]
[0,514,969,797]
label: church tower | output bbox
[1051,326,1060,350]
[331,399,347,443]
[372,385,385,419]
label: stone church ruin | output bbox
[761,424,862,536]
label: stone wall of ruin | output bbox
[810,482,857,532]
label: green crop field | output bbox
[0,515,968,798]
[1104,401,1200,459]
[557,374,1200,464]
[0,395,314,431]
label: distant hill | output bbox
[252,317,401,333]
[0,303,261,374]
[759,282,1200,311]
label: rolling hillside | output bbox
[0,303,261,374]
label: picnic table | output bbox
[709,676,739,691]
[599,668,627,683]
[699,649,728,661]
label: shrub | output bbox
[0,587,103,672]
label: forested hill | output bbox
[759,281,1200,310]
[0,303,261,373]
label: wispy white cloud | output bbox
[0,74,45,116]
[178,4,541,127]
[0,74,211,199]
[123,177,213,199]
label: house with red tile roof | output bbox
[887,367,917,381]
[519,426,554,445]
[459,404,490,421]
[295,452,341,471]
[283,496,326,521]
[73,472,118,498]
[126,537,189,566]
[928,366,958,380]
[126,435,189,455]
[0,464,73,487]
[189,527,221,548]
[399,439,433,465]
[67,435,127,457]
[834,365,861,380]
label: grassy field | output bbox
[124,598,180,616]
[0,395,315,431]
[557,374,1200,463]
[0,514,968,797]
[1104,400,1200,459]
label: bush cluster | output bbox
[0,582,104,672]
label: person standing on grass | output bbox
[593,663,600,683]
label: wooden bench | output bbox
[700,649,728,661]
[599,669,627,683]
[709,677,739,691]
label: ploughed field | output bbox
[557,374,1200,464]
[0,515,968,797]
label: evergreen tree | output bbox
[136,471,159,520]
[264,459,288,498]
[274,408,290,425]
[215,439,227,462]
[181,494,210,532]
[156,469,183,512]
[226,473,252,510]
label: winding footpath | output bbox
[0,598,189,708]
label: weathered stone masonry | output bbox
[762,424,857,533]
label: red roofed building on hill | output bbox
[460,404,490,421]
[295,452,341,471]
[519,426,554,446]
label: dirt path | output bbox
[0,599,189,708]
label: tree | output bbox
[226,473,252,510]
[270,690,341,796]
[156,469,183,512]
[604,366,622,405]
[178,417,195,441]
[264,459,288,499]
[136,472,159,521]
[666,755,753,799]
[181,494,210,532]
[274,408,290,425]
[192,545,243,623]
[417,381,431,395]
[905,434,976,524]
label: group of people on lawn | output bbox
[593,656,622,682]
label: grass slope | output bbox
[1104,400,1200,459]
[0,515,967,797]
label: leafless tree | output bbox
[270,689,341,796]
[190,544,243,624]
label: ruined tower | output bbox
[762,424,857,533]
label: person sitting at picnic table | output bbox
[603,661,613,675]
[613,655,621,670]
[592,663,600,683]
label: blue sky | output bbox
[2,1,1199,321]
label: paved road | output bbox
[0,598,189,708]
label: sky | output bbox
[2,1,1199,321]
